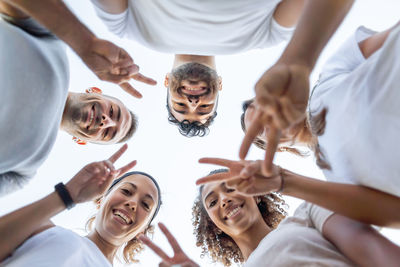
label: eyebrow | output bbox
[204,190,215,203]
[117,106,121,122]
[123,182,155,202]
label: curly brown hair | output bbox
[192,170,288,266]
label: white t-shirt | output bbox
[1,226,111,267]
[245,203,353,267]
[91,0,294,55]
[309,25,400,197]
[0,18,69,195]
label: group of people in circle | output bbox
[1,0,399,266]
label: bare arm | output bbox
[282,169,400,228]
[359,21,400,59]
[323,214,400,267]
[273,0,306,28]
[92,0,128,14]
[196,159,400,228]
[0,145,135,262]
[0,192,62,262]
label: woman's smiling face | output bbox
[95,174,159,246]
[201,181,263,237]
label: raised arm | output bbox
[323,214,400,267]
[197,158,400,228]
[1,0,156,98]
[240,0,354,174]
[0,145,136,262]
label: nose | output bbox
[187,96,199,106]
[220,196,232,208]
[99,114,116,128]
[125,200,137,212]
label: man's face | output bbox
[166,63,221,124]
[63,93,132,144]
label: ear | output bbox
[72,136,87,145]
[218,76,222,91]
[85,87,103,94]
[164,74,170,88]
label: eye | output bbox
[103,128,109,139]
[200,104,210,108]
[226,189,235,193]
[209,199,217,208]
[142,201,150,210]
[121,188,130,195]
[110,106,113,118]
[177,103,185,107]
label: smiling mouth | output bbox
[224,203,244,220]
[181,87,209,96]
[113,209,133,225]
[86,105,95,130]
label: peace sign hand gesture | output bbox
[65,144,136,204]
[196,158,282,196]
[139,223,199,267]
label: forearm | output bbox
[323,214,400,267]
[0,191,65,261]
[4,0,95,55]
[281,170,400,227]
[279,0,354,68]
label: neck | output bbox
[231,219,272,260]
[60,92,74,130]
[173,54,216,69]
[86,230,120,263]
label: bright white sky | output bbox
[1,1,399,266]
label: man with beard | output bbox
[90,0,306,137]
[0,5,136,196]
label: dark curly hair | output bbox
[166,95,218,137]
[192,169,288,266]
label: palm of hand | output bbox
[255,63,310,129]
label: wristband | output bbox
[55,182,75,209]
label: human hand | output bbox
[139,223,199,267]
[65,144,136,203]
[79,38,157,98]
[196,158,282,196]
[240,62,310,174]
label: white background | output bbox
[1,1,399,266]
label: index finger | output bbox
[198,157,236,168]
[196,171,235,185]
[262,126,280,175]
[139,235,170,261]
[132,72,157,86]
[239,111,264,160]
[119,82,143,98]
[158,223,183,254]
[108,144,128,163]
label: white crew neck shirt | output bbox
[91,0,294,55]
[1,226,111,267]
[245,203,354,267]
[0,18,69,195]
[309,25,400,197]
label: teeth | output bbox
[89,111,94,125]
[114,210,131,224]
[227,207,241,218]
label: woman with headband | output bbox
[0,145,162,266]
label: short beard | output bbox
[169,62,219,95]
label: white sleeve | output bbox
[319,26,376,83]
[90,0,129,38]
[294,202,334,233]
[264,17,295,47]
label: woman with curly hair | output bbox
[141,168,399,267]
[0,145,162,266]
